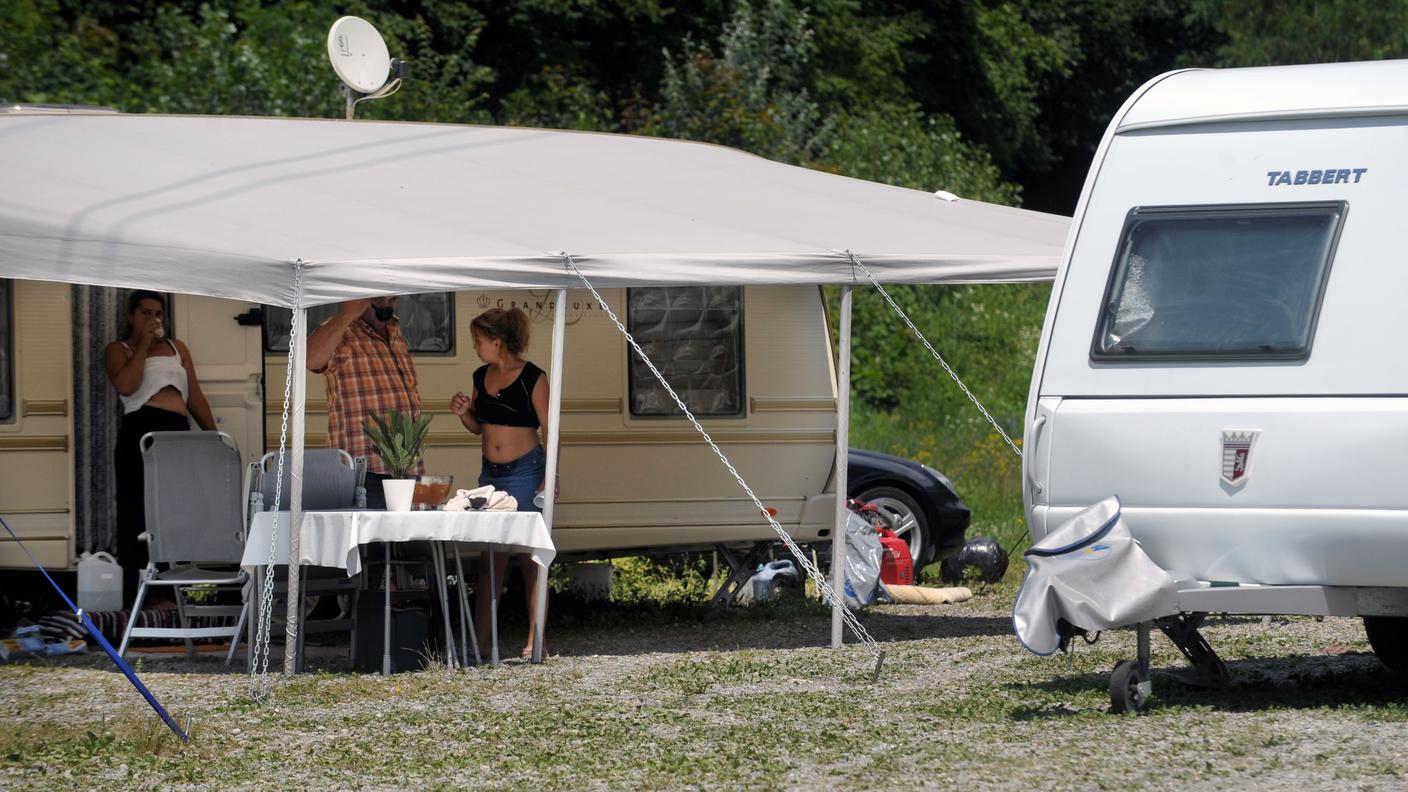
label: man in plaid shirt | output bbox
[307,296,423,508]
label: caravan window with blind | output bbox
[627,286,744,417]
[263,293,455,354]
[1093,202,1345,361]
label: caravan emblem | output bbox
[1220,430,1260,486]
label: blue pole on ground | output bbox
[0,515,189,743]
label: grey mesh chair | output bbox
[117,431,248,662]
[246,449,367,515]
[241,449,366,669]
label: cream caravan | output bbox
[262,286,847,558]
[1024,60,1408,682]
[0,283,971,574]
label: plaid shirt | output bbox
[315,316,424,476]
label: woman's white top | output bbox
[117,339,189,414]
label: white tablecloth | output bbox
[242,510,555,575]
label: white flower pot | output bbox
[382,479,418,512]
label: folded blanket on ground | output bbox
[49,608,236,644]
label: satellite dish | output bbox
[327,16,390,95]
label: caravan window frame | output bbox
[0,280,11,422]
[625,286,746,418]
[1091,201,1347,363]
[262,293,457,355]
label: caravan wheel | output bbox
[1109,660,1150,714]
[1364,616,1408,675]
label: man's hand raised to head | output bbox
[308,298,373,371]
[338,298,372,320]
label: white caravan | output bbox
[1024,60,1408,694]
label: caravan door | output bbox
[169,295,264,467]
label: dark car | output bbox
[846,448,971,575]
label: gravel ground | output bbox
[2,591,1406,790]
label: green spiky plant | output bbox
[362,409,433,479]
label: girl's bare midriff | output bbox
[143,384,190,417]
[481,423,539,463]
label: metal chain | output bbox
[560,255,884,662]
[847,252,1023,459]
[250,260,304,702]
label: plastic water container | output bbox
[751,559,798,601]
[77,551,123,612]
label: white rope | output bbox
[846,252,1023,459]
[250,261,304,702]
[559,254,885,667]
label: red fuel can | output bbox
[876,527,914,586]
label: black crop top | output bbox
[472,362,543,428]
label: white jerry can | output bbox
[77,551,124,612]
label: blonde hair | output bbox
[471,307,531,356]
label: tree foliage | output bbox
[1190,0,1408,66]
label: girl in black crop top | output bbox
[450,307,557,659]
[469,360,544,428]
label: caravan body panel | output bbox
[1035,397,1408,585]
[0,282,75,569]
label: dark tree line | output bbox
[8,2,1406,209]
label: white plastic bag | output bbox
[842,512,884,608]
[1012,496,1179,655]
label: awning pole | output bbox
[831,285,852,648]
[532,289,567,663]
[282,307,307,675]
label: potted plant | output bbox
[362,409,432,511]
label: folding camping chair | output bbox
[242,449,367,669]
[117,431,249,663]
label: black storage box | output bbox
[353,596,434,673]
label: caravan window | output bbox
[0,280,11,421]
[627,286,744,417]
[263,293,455,354]
[1093,202,1345,361]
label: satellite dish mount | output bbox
[327,16,408,120]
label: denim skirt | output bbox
[478,445,546,514]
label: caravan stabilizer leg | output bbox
[1109,622,1154,714]
[708,542,771,606]
[1156,612,1230,689]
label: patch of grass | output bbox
[0,715,184,773]
[5,609,1408,788]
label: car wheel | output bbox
[855,486,928,572]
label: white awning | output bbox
[0,113,1068,306]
